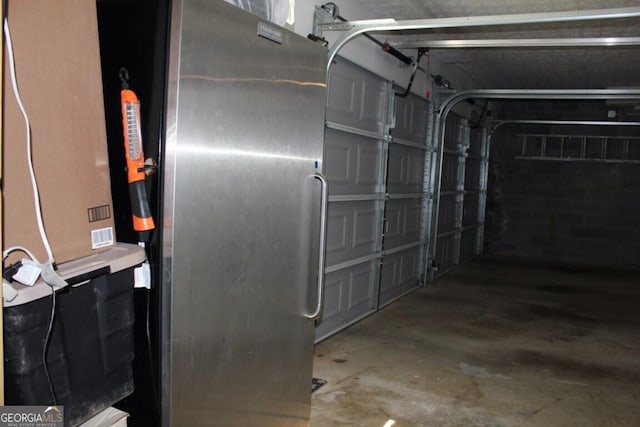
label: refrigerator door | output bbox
[161,1,327,426]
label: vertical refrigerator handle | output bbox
[304,172,329,320]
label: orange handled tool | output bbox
[120,68,155,233]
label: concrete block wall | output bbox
[484,100,640,268]
[485,130,640,268]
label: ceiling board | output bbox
[332,0,640,90]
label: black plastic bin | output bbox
[3,243,145,426]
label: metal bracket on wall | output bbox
[312,3,339,39]
[515,134,640,164]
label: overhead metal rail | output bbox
[489,120,640,135]
[392,37,640,50]
[315,6,640,71]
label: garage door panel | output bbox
[399,250,419,284]
[469,127,485,157]
[321,275,344,320]
[360,85,386,128]
[408,152,426,190]
[437,194,458,232]
[435,233,458,276]
[379,247,420,306]
[326,211,348,254]
[461,227,481,262]
[385,198,423,249]
[315,260,378,341]
[444,115,465,150]
[465,158,482,190]
[387,144,426,194]
[349,266,376,311]
[387,150,405,190]
[380,257,397,295]
[353,206,378,249]
[324,128,381,195]
[324,141,351,186]
[356,144,379,187]
[327,70,356,118]
[441,153,460,192]
[463,192,480,226]
[326,59,387,134]
[385,203,403,239]
[403,203,422,237]
[393,93,430,144]
[326,201,379,265]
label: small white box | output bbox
[78,407,129,427]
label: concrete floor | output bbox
[311,257,640,426]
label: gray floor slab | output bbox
[311,257,640,426]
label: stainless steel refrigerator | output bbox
[159,1,328,426]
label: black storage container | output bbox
[3,243,145,426]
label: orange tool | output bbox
[120,68,155,233]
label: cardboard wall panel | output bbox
[3,0,115,264]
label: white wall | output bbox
[228,0,477,97]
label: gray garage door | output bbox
[316,59,389,341]
[316,58,432,340]
[432,114,489,278]
[461,126,489,263]
[379,92,431,307]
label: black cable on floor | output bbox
[146,288,160,414]
[42,285,58,405]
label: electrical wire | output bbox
[4,16,60,406]
[3,245,38,262]
[395,50,426,98]
[42,285,58,405]
[3,18,55,265]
